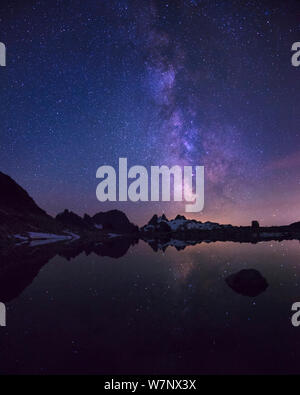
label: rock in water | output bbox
[226,269,268,297]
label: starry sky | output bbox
[0,0,300,226]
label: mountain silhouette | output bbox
[55,208,138,234]
[56,209,94,231]
[0,171,138,244]
[0,171,48,216]
[92,210,139,233]
[0,171,61,238]
[1,171,300,247]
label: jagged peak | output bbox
[161,213,168,221]
[175,214,186,221]
[148,214,158,225]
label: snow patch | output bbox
[107,233,121,238]
[14,234,28,240]
[29,238,68,247]
[145,217,223,232]
[28,232,72,240]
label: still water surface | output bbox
[0,239,300,374]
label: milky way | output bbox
[0,0,300,225]
[141,6,257,219]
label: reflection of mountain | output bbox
[0,237,138,303]
[91,238,139,258]
[0,244,58,303]
[58,237,139,260]
[145,238,197,252]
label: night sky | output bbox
[0,0,300,226]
